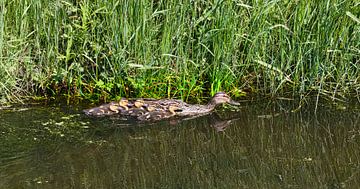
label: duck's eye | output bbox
[174,109,183,112]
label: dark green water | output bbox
[1,99,360,189]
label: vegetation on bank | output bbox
[0,0,359,103]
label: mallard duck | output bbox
[83,92,239,121]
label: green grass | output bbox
[0,0,359,103]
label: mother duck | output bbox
[84,92,239,121]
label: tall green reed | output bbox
[0,0,359,103]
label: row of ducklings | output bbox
[84,92,240,121]
[84,98,180,121]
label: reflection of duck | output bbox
[84,92,240,121]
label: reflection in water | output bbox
[0,100,360,188]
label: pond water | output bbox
[1,99,360,188]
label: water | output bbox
[0,99,360,188]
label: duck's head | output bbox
[210,92,240,106]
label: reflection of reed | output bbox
[0,152,33,188]
[1,101,360,188]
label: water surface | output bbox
[1,99,360,188]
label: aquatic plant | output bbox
[0,0,359,103]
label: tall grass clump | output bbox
[0,0,359,103]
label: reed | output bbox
[0,0,359,103]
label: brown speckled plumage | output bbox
[83,92,239,121]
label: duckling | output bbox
[109,103,120,113]
[134,100,145,108]
[145,105,156,112]
[137,105,179,121]
[118,98,129,110]
[83,103,115,116]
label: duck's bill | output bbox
[228,99,240,105]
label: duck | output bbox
[83,92,240,121]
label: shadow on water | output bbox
[0,99,360,188]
